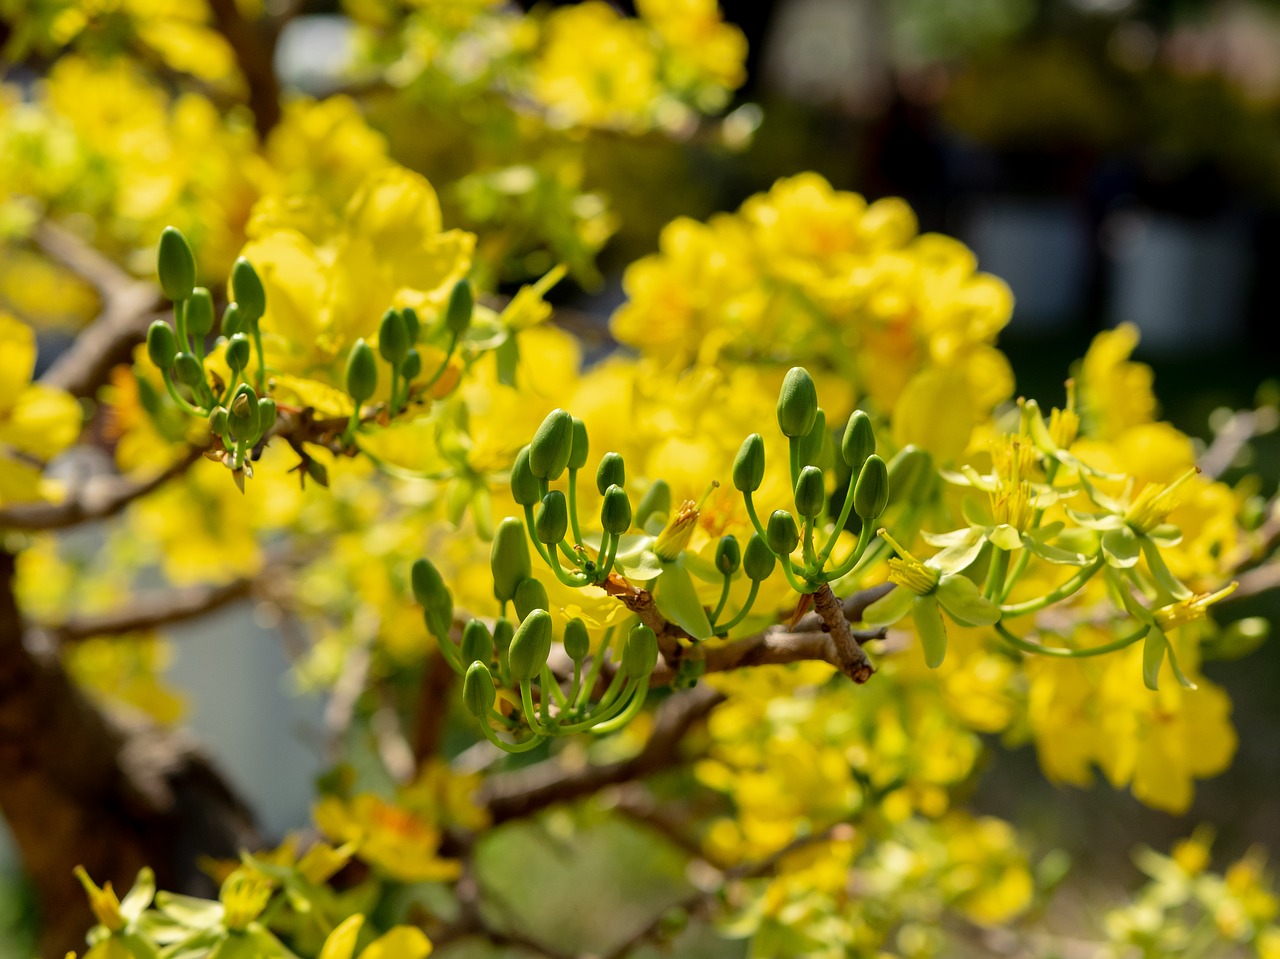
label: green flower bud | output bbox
[743,532,776,581]
[463,661,494,718]
[854,454,889,521]
[794,465,825,519]
[600,484,632,535]
[841,410,875,471]
[596,451,625,495]
[209,406,228,435]
[766,509,799,556]
[513,577,549,621]
[622,623,659,678]
[886,445,933,510]
[147,320,177,369]
[225,333,251,372]
[256,397,277,436]
[445,278,473,336]
[733,433,765,493]
[378,309,409,367]
[345,339,377,405]
[231,257,266,324]
[797,408,826,468]
[510,446,542,506]
[635,479,671,532]
[491,517,532,603]
[715,535,741,575]
[492,617,515,656]
[461,619,493,666]
[228,386,259,442]
[777,367,818,438]
[563,617,590,662]
[157,226,195,302]
[401,349,422,380]
[529,409,574,480]
[221,302,245,337]
[173,352,203,388]
[411,558,453,639]
[507,608,552,682]
[187,287,214,339]
[535,490,569,545]
[568,417,589,471]
[401,306,420,343]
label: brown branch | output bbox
[205,0,283,138]
[480,684,723,824]
[413,647,457,770]
[1233,560,1280,601]
[1199,407,1278,479]
[33,221,163,401]
[36,577,254,644]
[0,445,206,532]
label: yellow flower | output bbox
[319,915,433,959]
[532,2,661,131]
[0,312,81,504]
[313,793,461,883]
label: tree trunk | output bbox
[0,550,261,957]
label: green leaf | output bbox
[1141,539,1192,600]
[616,549,663,582]
[1142,627,1166,691]
[653,562,712,640]
[680,550,723,583]
[936,574,1000,627]
[912,595,948,668]
[930,526,986,574]
[1023,533,1090,567]
[1066,507,1121,531]
[989,524,1022,551]
[119,867,156,923]
[1101,527,1140,568]
[861,584,914,628]
[495,334,519,387]
[155,892,225,929]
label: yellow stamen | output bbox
[220,869,273,931]
[1124,467,1199,534]
[654,499,700,561]
[1152,582,1238,632]
[878,529,939,594]
[991,480,1034,532]
[1049,381,1080,449]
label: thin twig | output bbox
[33,221,163,401]
[480,684,723,824]
[0,446,206,531]
[36,577,254,643]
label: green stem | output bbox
[568,468,583,546]
[421,331,459,393]
[162,371,206,417]
[478,720,546,754]
[558,677,638,733]
[519,680,554,736]
[788,436,801,494]
[595,533,619,584]
[817,475,859,565]
[574,626,615,710]
[251,321,266,394]
[567,658,583,710]
[540,664,568,710]
[983,548,1009,601]
[523,504,555,566]
[993,621,1146,658]
[174,300,189,354]
[780,557,812,594]
[591,680,649,735]
[546,544,591,588]
[388,367,400,418]
[709,573,732,627]
[715,580,760,635]
[1000,555,1105,618]
[823,523,875,582]
[802,519,819,571]
[743,491,768,541]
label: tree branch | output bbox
[33,221,163,401]
[35,577,254,644]
[480,684,723,824]
[0,445,206,532]
[205,0,284,138]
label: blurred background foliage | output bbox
[1,0,1279,955]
